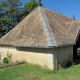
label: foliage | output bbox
[24,0,38,13]
[21,0,43,19]
[77,48,80,50]
[3,51,12,64]
[3,58,9,64]
[6,51,12,63]
[0,0,22,37]
[0,2,8,37]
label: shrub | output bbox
[3,58,9,64]
[3,51,12,64]
[7,51,12,63]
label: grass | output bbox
[0,63,80,80]
[77,48,80,50]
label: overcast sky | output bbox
[20,0,80,20]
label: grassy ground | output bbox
[77,48,80,50]
[0,63,80,80]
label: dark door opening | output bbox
[73,34,80,63]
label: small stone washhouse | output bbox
[0,6,80,70]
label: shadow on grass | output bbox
[73,56,80,65]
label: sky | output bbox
[20,0,80,20]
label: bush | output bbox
[7,51,12,63]
[3,58,9,64]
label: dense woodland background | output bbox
[0,0,41,37]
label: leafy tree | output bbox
[0,0,22,37]
[24,0,38,13]
[21,0,43,19]
[0,2,8,37]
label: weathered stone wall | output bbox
[57,46,73,68]
[0,46,57,70]
[0,46,73,70]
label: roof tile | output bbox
[0,7,80,47]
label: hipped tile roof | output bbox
[0,7,80,47]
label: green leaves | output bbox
[0,0,22,37]
[21,0,40,19]
[24,0,38,13]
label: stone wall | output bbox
[57,46,73,68]
[0,46,57,70]
[0,46,73,70]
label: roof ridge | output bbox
[38,6,56,47]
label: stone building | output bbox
[0,6,80,70]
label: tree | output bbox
[21,0,43,19]
[0,0,22,37]
[24,0,38,13]
[0,2,8,37]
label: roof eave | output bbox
[56,43,75,48]
[12,45,55,49]
[0,42,75,48]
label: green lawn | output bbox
[77,48,80,50]
[0,63,80,80]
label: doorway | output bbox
[73,34,80,63]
